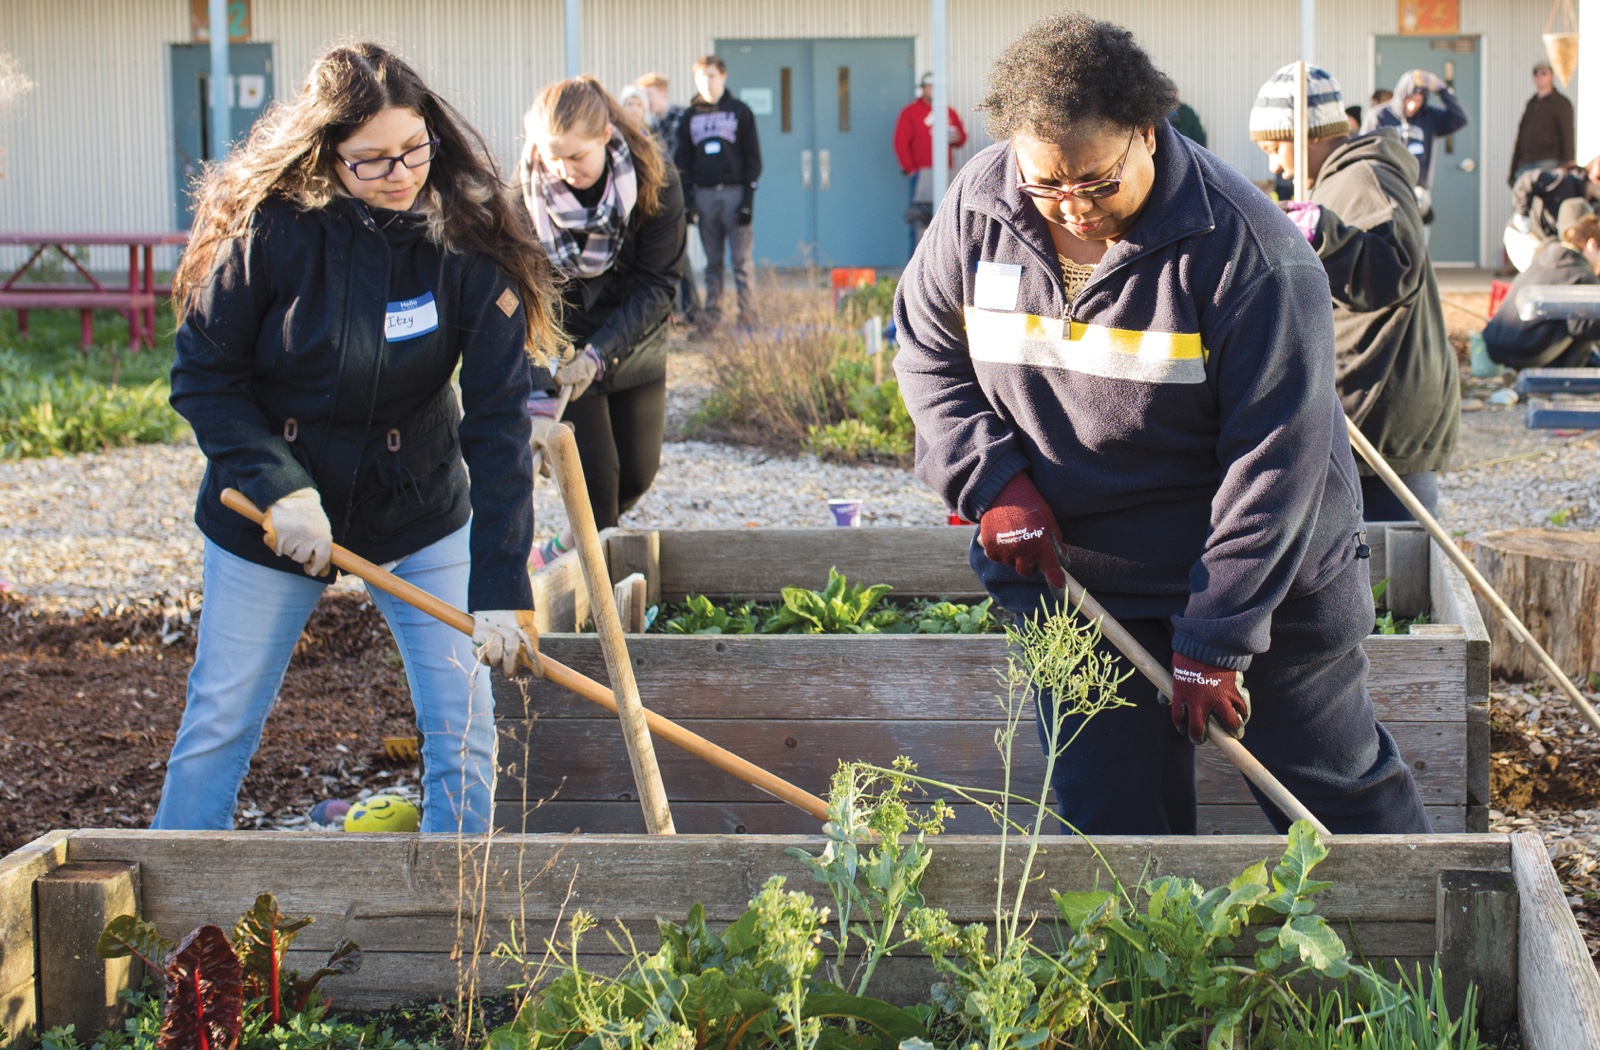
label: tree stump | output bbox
[1475,529,1600,680]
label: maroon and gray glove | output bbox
[978,472,1066,588]
[1170,653,1251,743]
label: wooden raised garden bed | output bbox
[504,524,1489,835]
[2,829,1598,1046]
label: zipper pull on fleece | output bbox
[1354,529,1371,559]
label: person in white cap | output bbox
[1250,62,1458,523]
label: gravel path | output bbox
[2,378,1593,608]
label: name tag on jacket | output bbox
[386,292,439,342]
[973,261,1021,311]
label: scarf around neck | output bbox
[522,129,637,277]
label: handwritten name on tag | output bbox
[386,291,439,343]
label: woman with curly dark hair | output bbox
[894,13,1431,836]
[156,42,562,834]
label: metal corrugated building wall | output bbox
[0,0,1568,266]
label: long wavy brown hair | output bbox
[173,41,563,360]
[523,75,669,217]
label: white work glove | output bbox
[472,610,540,677]
[555,345,604,400]
[261,487,333,577]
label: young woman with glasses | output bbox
[156,42,563,834]
[519,76,686,565]
[893,13,1432,837]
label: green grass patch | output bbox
[0,303,186,458]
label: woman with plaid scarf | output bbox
[520,77,688,566]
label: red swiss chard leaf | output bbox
[284,939,363,1013]
[157,925,243,1050]
[230,892,313,1022]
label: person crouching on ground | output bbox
[520,76,686,566]
[156,42,561,833]
[893,12,1431,836]
[1251,64,1459,523]
[1485,211,1600,370]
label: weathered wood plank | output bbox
[1432,535,1493,831]
[605,530,661,608]
[1513,832,1600,1050]
[0,830,71,1018]
[1,978,39,1050]
[495,634,1471,723]
[501,799,1467,836]
[530,545,588,634]
[1385,524,1431,619]
[657,527,984,601]
[495,717,1466,806]
[63,831,1510,941]
[1436,869,1518,1034]
[36,862,141,1035]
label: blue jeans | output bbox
[152,524,497,832]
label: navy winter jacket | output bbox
[170,195,535,613]
[894,121,1365,670]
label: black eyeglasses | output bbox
[338,137,440,181]
[1017,130,1137,202]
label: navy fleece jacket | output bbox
[893,121,1365,670]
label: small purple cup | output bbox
[827,499,863,527]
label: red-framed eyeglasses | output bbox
[1017,129,1137,202]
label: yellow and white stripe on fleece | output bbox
[964,306,1208,385]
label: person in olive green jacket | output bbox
[1251,63,1458,522]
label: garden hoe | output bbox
[541,421,674,834]
[1047,539,1332,836]
[219,488,831,825]
[1345,417,1600,736]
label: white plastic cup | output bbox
[827,498,863,527]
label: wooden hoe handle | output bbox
[1344,417,1600,734]
[219,487,830,823]
[1051,542,1333,836]
[544,423,676,835]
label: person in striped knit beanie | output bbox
[1247,61,1458,524]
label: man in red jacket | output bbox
[893,73,968,245]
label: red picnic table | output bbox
[0,232,190,351]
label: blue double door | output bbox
[719,38,916,269]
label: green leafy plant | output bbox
[911,598,997,635]
[662,593,761,635]
[760,567,908,634]
[1549,506,1573,527]
[488,881,927,1050]
[0,375,185,458]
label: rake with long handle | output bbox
[219,487,831,823]
[1049,541,1333,836]
[1345,417,1600,733]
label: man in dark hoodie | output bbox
[676,54,762,336]
[1361,68,1468,229]
[1253,64,1459,522]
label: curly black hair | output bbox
[980,12,1178,140]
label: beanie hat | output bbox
[1250,63,1348,142]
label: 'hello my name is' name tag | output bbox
[386,291,439,342]
[974,261,1022,311]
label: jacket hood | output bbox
[1317,128,1419,187]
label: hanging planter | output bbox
[1544,0,1579,87]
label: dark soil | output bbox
[0,592,420,854]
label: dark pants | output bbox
[695,185,755,325]
[562,378,667,529]
[970,538,1433,835]
[1360,471,1438,523]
